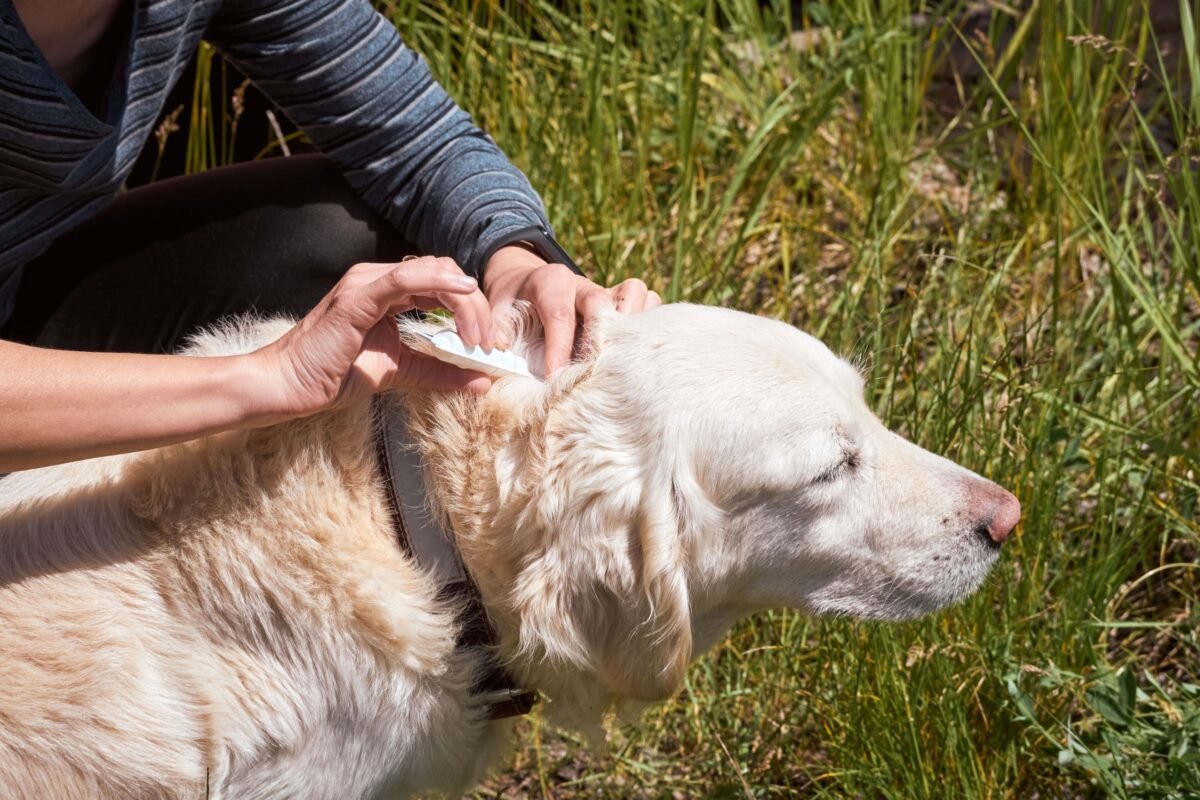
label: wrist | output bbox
[226,350,293,429]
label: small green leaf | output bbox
[1119,667,1138,716]
[1087,685,1133,728]
[1007,679,1036,721]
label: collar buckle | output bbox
[476,687,540,720]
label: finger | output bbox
[610,278,649,314]
[476,287,497,351]
[571,284,611,360]
[337,257,443,290]
[419,287,494,351]
[532,267,583,375]
[334,261,391,290]
[487,298,515,350]
[457,285,496,351]
[448,290,481,349]
[356,261,478,324]
[577,283,615,324]
[646,290,663,309]
[483,275,519,350]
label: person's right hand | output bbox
[248,256,496,423]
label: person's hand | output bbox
[249,257,496,423]
[483,245,662,374]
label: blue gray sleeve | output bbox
[206,0,552,279]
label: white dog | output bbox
[0,303,1019,799]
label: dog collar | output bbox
[372,397,538,720]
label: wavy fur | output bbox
[0,304,1015,797]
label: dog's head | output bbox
[408,303,1018,713]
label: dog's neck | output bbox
[398,370,577,647]
[399,359,646,725]
[399,358,747,736]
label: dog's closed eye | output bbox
[813,449,861,484]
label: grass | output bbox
[177,0,1199,795]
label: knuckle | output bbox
[543,304,575,324]
[582,292,610,316]
[581,285,609,304]
[324,289,365,323]
[338,268,370,290]
[398,255,433,276]
[325,289,350,312]
[530,262,572,286]
[387,267,408,287]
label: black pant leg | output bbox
[2,155,415,354]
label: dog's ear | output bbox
[507,313,694,705]
[598,483,693,701]
[511,462,693,706]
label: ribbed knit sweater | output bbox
[0,0,552,325]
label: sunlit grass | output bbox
[179,1,1199,795]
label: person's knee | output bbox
[274,174,412,271]
[6,155,418,352]
[230,155,414,276]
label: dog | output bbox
[0,303,1019,798]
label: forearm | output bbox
[208,0,551,279]
[0,340,268,472]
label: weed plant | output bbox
[174,1,1199,795]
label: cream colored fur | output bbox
[0,305,1012,798]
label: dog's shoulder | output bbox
[181,314,295,357]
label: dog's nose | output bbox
[973,485,1021,545]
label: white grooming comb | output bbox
[408,330,534,380]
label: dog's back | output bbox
[0,382,495,798]
[0,454,209,797]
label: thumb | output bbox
[390,349,493,394]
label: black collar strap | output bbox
[372,397,538,720]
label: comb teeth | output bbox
[408,330,535,380]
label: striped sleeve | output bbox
[206,0,552,280]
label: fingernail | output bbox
[453,275,477,289]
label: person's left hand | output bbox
[483,245,662,375]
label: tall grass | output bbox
[181,0,1199,794]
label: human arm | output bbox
[205,0,552,282]
[0,258,493,473]
[206,0,659,371]
[0,342,274,472]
